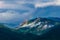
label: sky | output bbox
[0,0,60,27]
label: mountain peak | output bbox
[16,17,56,30]
[0,17,60,36]
[16,17,41,29]
[15,17,60,35]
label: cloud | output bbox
[0,0,60,26]
[0,0,60,9]
[35,0,60,8]
[0,0,35,24]
[34,0,60,8]
[0,10,33,23]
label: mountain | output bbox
[0,17,60,40]
[48,17,60,22]
[16,17,60,35]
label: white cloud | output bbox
[0,10,33,23]
[0,0,60,24]
[34,0,60,8]
[0,0,60,9]
[35,2,54,8]
[55,0,60,5]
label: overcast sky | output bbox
[0,0,60,27]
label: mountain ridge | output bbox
[0,17,60,40]
[15,17,60,35]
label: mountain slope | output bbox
[16,17,60,35]
[0,17,60,40]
